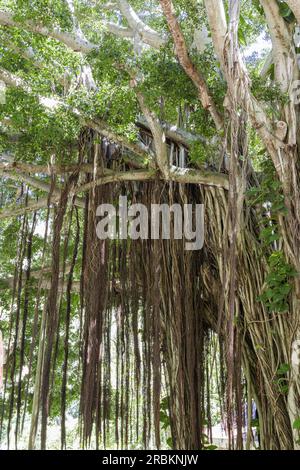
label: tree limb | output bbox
[0,195,60,219]
[0,67,149,160]
[137,116,206,147]
[159,0,224,131]
[0,166,229,219]
[204,0,282,167]
[0,168,85,208]
[135,90,170,178]
[259,0,298,147]
[259,0,293,91]
[168,166,229,189]
[0,5,165,52]
[0,170,155,219]
[0,9,97,53]
[103,21,134,39]
[74,168,157,193]
[0,159,114,175]
[285,0,300,25]
[0,274,81,293]
[203,0,227,67]
[117,0,166,49]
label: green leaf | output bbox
[251,418,259,428]
[276,363,290,375]
[166,437,173,448]
[293,418,300,430]
[204,444,218,450]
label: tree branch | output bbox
[259,0,293,90]
[0,274,81,293]
[0,170,155,219]
[259,0,298,147]
[0,168,85,208]
[204,0,283,167]
[0,165,229,219]
[74,169,156,193]
[159,0,224,131]
[103,21,134,39]
[0,67,149,160]
[0,195,60,219]
[135,90,170,178]
[0,9,97,53]
[137,116,206,147]
[0,6,164,52]
[117,0,166,49]
[0,159,110,175]
[285,0,300,25]
[203,0,227,66]
[169,166,229,189]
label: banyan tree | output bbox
[0,0,300,451]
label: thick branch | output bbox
[203,0,227,66]
[136,91,169,178]
[0,68,149,160]
[0,169,85,208]
[118,0,166,49]
[204,0,282,165]
[0,10,97,53]
[285,0,300,25]
[0,159,97,175]
[260,0,293,90]
[0,195,61,219]
[74,169,156,193]
[159,0,224,130]
[104,21,134,39]
[257,1,297,146]
[1,170,59,194]
[0,170,155,219]
[169,166,229,190]
[137,117,206,147]
[1,155,229,192]
[0,275,81,294]
[0,166,229,219]
[0,151,147,171]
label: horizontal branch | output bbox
[0,170,155,219]
[0,9,97,53]
[0,273,123,294]
[0,159,95,175]
[0,5,166,55]
[103,21,134,39]
[0,165,85,208]
[74,169,156,194]
[1,170,58,194]
[137,117,206,147]
[0,166,229,218]
[0,68,149,160]
[0,195,60,219]
[0,275,81,294]
[169,166,229,190]
[0,151,147,172]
